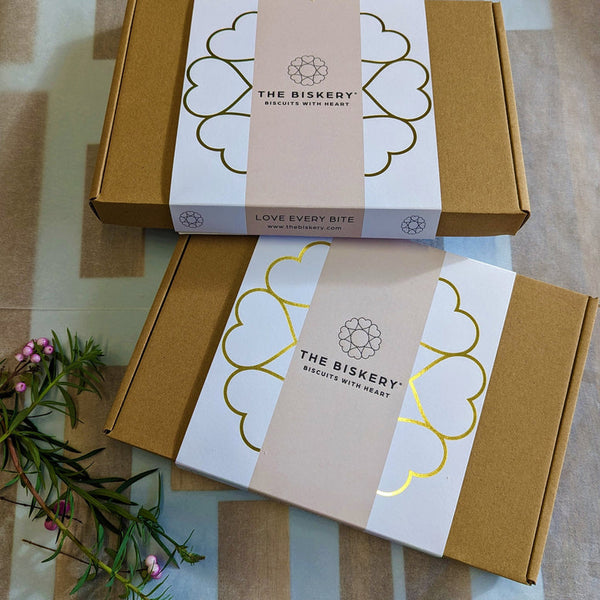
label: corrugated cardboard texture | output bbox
[445,275,594,583]
[90,0,529,235]
[107,235,257,457]
[106,236,596,582]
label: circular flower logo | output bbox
[179,210,204,229]
[288,55,328,86]
[401,215,426,235]
[338,317,382,360]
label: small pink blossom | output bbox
[15,353,24,362]
[30,353,41,364]
[43,345,54,355]
[36,338,49,347]
[22,346,33,357]
[145,555,162,579]
[26,341,35,349]
[44,519,57,531]
[150,563,162,579]
[44,500,71,531]
[15,382,27,393]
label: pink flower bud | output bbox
[43,345,54,355]
[30,354,41,364]
[15,382,27,393]
[44,519,58,531]
[150,563,161,579]
[44,500,71,531]
[56,500,71,518]
[26,341,35,349]
[36,338,49,347]
[22,346,33,357]
[145,555,162,579]
[145,555,157,568]
[15,353,24,362]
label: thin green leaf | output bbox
[70,561,93,593]
[90,488,136,505]
[56,385,77,427]
[137,507,158,523]
[109,522,134,583]
[116,469,157,494]
[1,474,19,489]
[41,531,68,563]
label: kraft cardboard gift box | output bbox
[105,235,597,584]
[90,0,529,237]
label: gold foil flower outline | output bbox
[183,12,432,177]
[221,241,331,451]
[361,13,432,177]
[183,11,257,174]
[377,278,486,497]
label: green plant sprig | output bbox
[0,331,204,599]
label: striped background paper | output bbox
[0,0,598,598]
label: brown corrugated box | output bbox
[90,0,529,236]
[105,235,597,584]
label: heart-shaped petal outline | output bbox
[206,11,257,62]
[378,277,487,496]
[222,289,297,370]
[412,354,485,440]
[196,113,250,174]
[266,241,331,307]
[363,116,417,177]
[360,13,410,64]
[377,420,447,497]
[224,368,283,452]
[364,59,431,122]
[184,57,252,119]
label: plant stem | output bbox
[21,539,135,574]
[22,538,89,565]
[6,436,152,600]
[0,495,84,523]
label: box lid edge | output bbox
[525,295,598,584]
[492,2,531,227]
[90,0,138,212]
[104,235,192,434]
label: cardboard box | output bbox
[90,0,529,236]
[106,235,597,584]
[169,0,443,238]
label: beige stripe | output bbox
[0,310,35,597]
[0,310,32,357]
[0,472,17,600]
[218,500,290,600]
[0,92,47,308]
[54,367,132,599]
[520,2,600,595]
[0,0,37,63]
[552,0,600,298]
[94,0,128,60]
[338,525,393,600]
[170,464,233,492]
[507,30,587,291]
[80,145,145,278]
[403,547,471,600]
